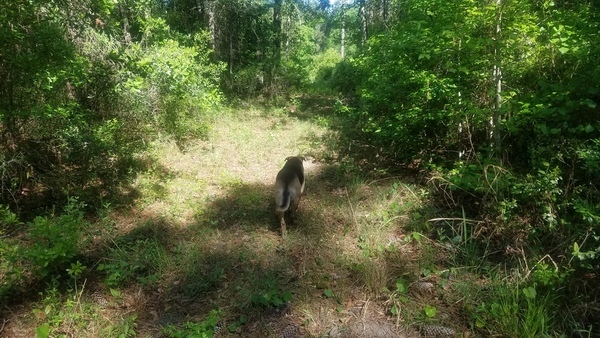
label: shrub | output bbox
[22,197,88,279]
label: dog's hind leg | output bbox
[275,188,290,239]
[278,210,287,239]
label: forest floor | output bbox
[4,98,470,337]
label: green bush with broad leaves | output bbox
[0,0,224,209]
[122,33,224,147]
[163,309,221,338]
[336,0,600,333]
[1,198,88,300]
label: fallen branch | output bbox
[427,217,483,224]
[0,318,7,335]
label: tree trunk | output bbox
[119,0,131,45]
[382,0,388,25]
[341,1,346,58]
[274,0,282,64]
[205,0,217,53]
[270,0,282,97]
[491,0,503,161]
[360,0,367,50]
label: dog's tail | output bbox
[276,189,291,212]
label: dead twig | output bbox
[524,254,559,281]
[366,176,405,186]
[427,217,483,224]
[345,187,359,231]
[0,318,7,335]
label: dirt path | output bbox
[3,105,451,338]
[125,106,427,337]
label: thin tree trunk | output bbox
[119,0,131,45]
[360,0,367,50]
[229,39,233,75]
[274,0,282,64]
[491,0,503,161]
[341,1,346,58]
[382,0,388,26]
[271,0,282,97]
[205,0,217,53]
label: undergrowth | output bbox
[1,100,593,337]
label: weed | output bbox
[471,281,555,337]
[24,197,88,278]
[31,281,106,338]
[98,237,166,287]
[163,309,220,338]
[104,314,138,338]
[227,315,248,334]
[250,289,292,309]
[388,277,409,316]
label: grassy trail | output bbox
[6,103,451,337]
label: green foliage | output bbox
[328,0,600,332]
[423,305,437,318]
[97,237,165,287]
[0,0,225,210]
[0,198,89,298]
[326,59,364,96]
[163,309,221,338]
[35,323,51,338]
[472,284,554,337]
[19,198,88,279]
[105,314,138,338]
[388,277,409,316]
[227,314,248,333]
[310,48,343,87]
[31,282,114,338]
[250,289,292,308]
[124,34,223,146]
[67,261,87,279]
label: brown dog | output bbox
[274,156,305,238]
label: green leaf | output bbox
[228,323,239,332]
[558,47,569,54]
[390,306,399,316]
[582,99,597,108]
[411,232,422,242]
[35,323,51,338]
[271,296,283,307]
[395,277,408,294]
[522,286,537,299]
[424,305,437,318]
[282,290,292,302]
[323,289,334,298]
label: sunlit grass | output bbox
[2,99,565,337]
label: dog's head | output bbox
[285,156,305,162]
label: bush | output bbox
[22,197,88,279]
[0,197,88,301]
[121,33,224,148]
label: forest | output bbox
[1,0,599,337]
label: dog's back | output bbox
[274,156,305,238]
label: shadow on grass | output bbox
[0,96,429,337]
[107,161,362,336]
